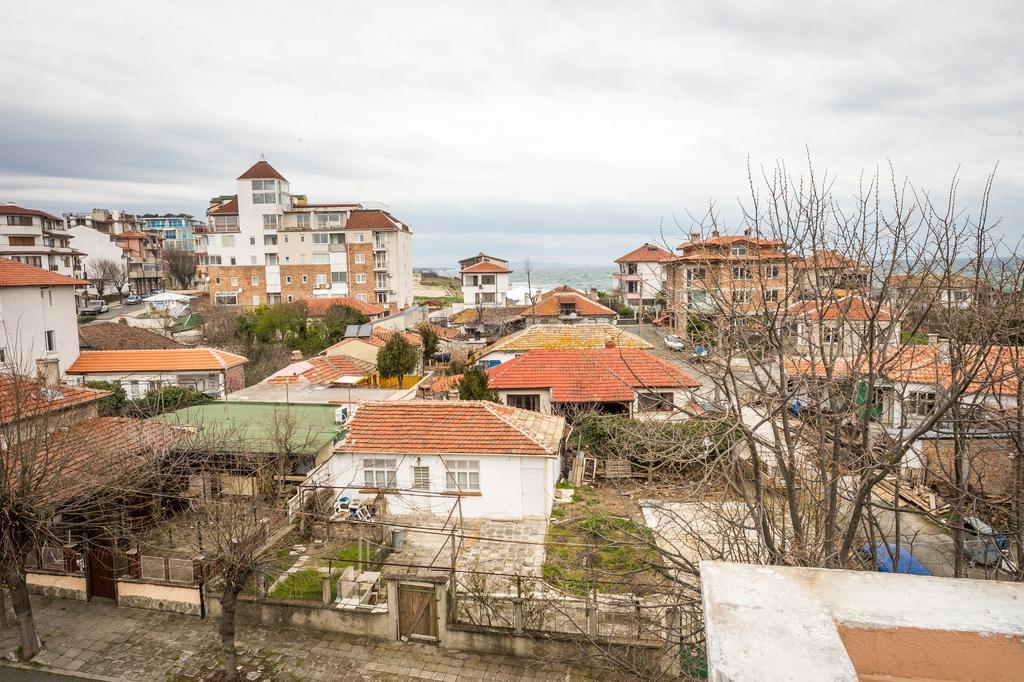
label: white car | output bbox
[663,334,685,351]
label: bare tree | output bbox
[164,249,198,289]
[92,257,129,296]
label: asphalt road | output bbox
[81,302,144,321]
[0,666,82,681]
[618,323,722,398]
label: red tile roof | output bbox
[477,323,651,355]
[116,231,160,240]
[302,297,386,318]
[79,322,184,351]
[418,322,460,341]
[461,261,512,274]
[23,417,191,505]
[266,356,378,385]
[321,327,423,355]
[786,296,895,322]
[335,400,565,456]
[207,197,239,215]
[0,204,62,221]
[346,209,405,232]
[527,288,616,318]
[487,348,700,402]
[615,243,676,264]
[68,348,248,374]
[677,234,786,250]
[430,373,463,394]
[0,377,109,425]
[237,160,288,181]
[794,250,867,270]
[0,259,88,287]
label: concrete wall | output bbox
[206,593,393,640]
[0,284,81,376]
[26,571,87,601]
[117,580,201,616]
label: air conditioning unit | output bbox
[334,406,357,424]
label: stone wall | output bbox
[116,580,202,616]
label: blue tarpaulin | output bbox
[861,542,931,575]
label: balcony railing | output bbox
[613,272,641,281]
[195,224,240,234]
[328,243,346,253]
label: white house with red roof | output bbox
[312,400,566,519]
[0,258,87,376]
[0,203,83,278]
[614,243,675,311]
[487,347,701,418]
[459,253,512,306]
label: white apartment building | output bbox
[0,259,84,376]
[199,160,414,313]
[66,209,166,295]
[0,204,83,278]
[613,243,675,310]
[459,253,512,306]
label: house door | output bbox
[397,584,437,642]
[87,545,117,600]
[521,459,547,518]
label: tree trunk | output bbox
[219,587,239,681]
[4,568,41,660]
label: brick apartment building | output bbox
[199,160,413,313]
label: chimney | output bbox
[710,229,720,239]
[743,227,752,237]
[36,354,61,394]
[938,337,950,355]
[290,350,303,361]
[926,333,938,347]
[689,231,702,243]
[604,336,616,349]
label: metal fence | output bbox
[24,545,83,575]
[137,554,196,585]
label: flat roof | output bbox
[226,382,407,404]
[151,401,343,454]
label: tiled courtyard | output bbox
[0,596,594,681]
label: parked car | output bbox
[79,300,109,315]
[962,516,1009,566]
[123,294,144,305]
[859,541,931,575]
[663,334,686,351]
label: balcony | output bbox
[612,272,641,281]
[374,261,388,271]
[373,241,387,251]
[195,223,240,234]
[328,243,346,253]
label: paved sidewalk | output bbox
[1,596,595,681]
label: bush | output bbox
[130,385,213,418]
[86,380,128,416]
[457,364,499,402]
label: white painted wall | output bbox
[69,225,127,295]
[326,452,558,520]
[0,284,80,376]
[67,370,226,398]
[462,272,511,306]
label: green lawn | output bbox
[269,568,333,601]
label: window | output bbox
[252,295,260,305]
[316,273,327,285]
[230,276,238,286]
[375,273,389,289]
[251,275,260,285]
[686,267,705,282]
[763,289,780,302]
[286,295,293,302]
[265,253,279,265]
[267,293,281,304]
[507,394,541,411]
[376,292,388,303]
[301,275,308,284]
[215,292,238,305]
[412,466,430,491]
[283,236,289,243]
[731,245,748,256]
[764,265,780,278]
[363,458,397,488]
[355,253,365,264]
[732,267,751,280]
[559,302,576,316]
[264,235,278,246]
[329,232,345,245]
[445,460,480,492]
[44,330,55,352]
[295,214,310,228]
[230,257,236,265]
[299,235,305,243]
[0,347,6,363]
[687,290,708,310]
[374,254,388,269]
[312,233,328,244]
[481,275,495,285]
[354,233,365,243]
[8,236,35,247]
[221,235,235,247]
[731,289,752,303]
[214,276,222,285]
[252,180,277,204]
[356,273,367,284]
[822,324,841,344]
[316,213,342,229]
[6,215,32,227]
[332,271,347,284]
[285,276,292,284]
[313,253,330,264]
[249,237,256,245]
[357,293,368,302]
[908,391,936,418]
[638,392,674,411]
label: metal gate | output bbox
[398,584,437,642]
[87,545,117,600]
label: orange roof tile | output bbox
[0,259,88,287]
[345,209,405,232]
[677,234,786,250]
[207,197,239,215]
[79,322,184,351]
[335,400,565,456]
[487,348,699,402]
[526,288,616,318]
[478,323,651,356]
[794,250,867,270]
[0,377,109,425]
[237,160,287,181]
[418,322,460,341]
[786,296,895,322]
[302,297,385,317]
[266,356,377,385]
[460,261,512,274]
[430,373,463,394]
[615,243,676,264]
[68,348,248,374]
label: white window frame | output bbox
[363,458,397,489]
[355,253,365,264]
[445,460,480,492]
[356,273,367,284]
[412,466,430,491]
[732,266,751,280]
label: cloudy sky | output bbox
[1,1,1021,266]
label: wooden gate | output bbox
[87,545,117,600]
[398,584,437,642]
